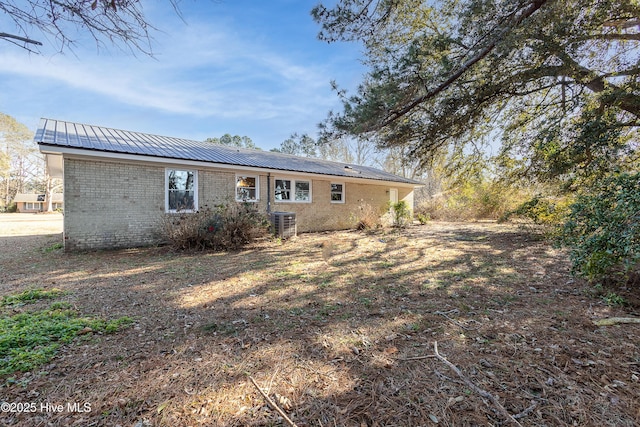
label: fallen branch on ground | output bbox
[435,309,481,330]
[249,375,298,427]
[513,401,538,419]
[397,354,437,361]
[433,341,524,427]
[593,317,640,326]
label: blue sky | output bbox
[0,1,364,150]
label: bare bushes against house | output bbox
[159,202,270,251]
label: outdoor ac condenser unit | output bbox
[271,212,296,239]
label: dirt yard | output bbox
[0,214,638,426]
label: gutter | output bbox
[38,144,423,188]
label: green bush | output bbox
[500,196,572,234]
[160,202,270,251]
[2,203,17,213]
[391,201,411,227]
[557,172,640,284]
[417,212,430,224]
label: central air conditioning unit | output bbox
[271,211,296,239]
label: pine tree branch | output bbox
[433,341,524,426]
[376,0,550,130]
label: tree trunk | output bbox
[45,173,53,212]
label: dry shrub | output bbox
[352,202,383,230]
[159,202,270,251]
[416,182,529,221]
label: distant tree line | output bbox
[205,134,259,150]
[0,113,57,212]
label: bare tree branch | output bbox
[603,18,640,29]
[0,0,181,55]
[0,31,42,45]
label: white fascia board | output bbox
[38,145,421,189]
[44,153,64,179]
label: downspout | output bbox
[266,172,271,214]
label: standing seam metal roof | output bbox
[35,118,421,185]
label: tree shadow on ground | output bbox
[1,223,639,427]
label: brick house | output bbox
[36,118,421,251]
[13,193,63,212]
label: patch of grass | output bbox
[200,321,238,335]
[319,303,339,317]
[91,316,134,334]
[405,322,421,332]
[491,294,518,306]
[376,260,395,269]
[602,292,627,307]
[338,311,355,320]
[1,288,66,307]
[288,307,305,316]
[359,297,373,308]
[0,290,133,377]
[42,242,64,253]
[313,274,334,289]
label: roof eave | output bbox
[38,144,422,188]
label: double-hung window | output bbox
[166,169,197,212]
[331,183,345,203]
[236,175,258,202]
[274,179,291,201]
[274,178,311,202]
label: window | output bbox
[331,183,345,203]
[26,202,42,210]
[274,179,291,201]
[274,178,311,202]
[166,169,197,212]
[236,175,258,202]
[295,181,310,201]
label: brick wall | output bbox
[259,175,414,233]
[63,158,415,250]
[63,158,165,250]
[199,170,235,207]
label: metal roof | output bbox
[35,118,421,185]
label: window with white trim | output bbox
[236,175,258,202]
[330,183,345,203]
[166,169,197,212]
[274,179,291,201]
[274,178,311,202]
[26,202,42,210]
[295,181,311,201]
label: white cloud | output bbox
[0,18,338,124]
[0,3,365,149]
